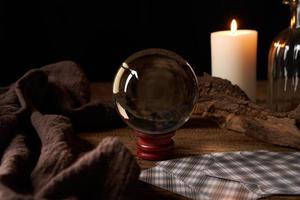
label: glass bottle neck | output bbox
[289,1,300,29]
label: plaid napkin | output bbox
[140,151,300,200]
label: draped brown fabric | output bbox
[0,61,140,199]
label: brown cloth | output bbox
[0,61,140,199]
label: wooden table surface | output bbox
[78,82,300,200]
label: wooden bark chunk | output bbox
[193,73,300,149]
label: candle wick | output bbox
[231,19,238,34]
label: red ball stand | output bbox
[135,130,175,161]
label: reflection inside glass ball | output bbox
[113,49,198,134]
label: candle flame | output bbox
[231,19,238,34]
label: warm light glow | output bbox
[231,19,238,34]
[274,42,286,56]
[274,42,285,48]
[291,15,296,27]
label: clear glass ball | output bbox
[113,49,198,134]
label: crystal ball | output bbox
[113,49,199,134]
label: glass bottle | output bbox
[268,0,300,112]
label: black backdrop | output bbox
[0,0,290,85]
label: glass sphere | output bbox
[113,48,199,134]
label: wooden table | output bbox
[78,82,299,200]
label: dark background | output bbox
[0,0,290,85]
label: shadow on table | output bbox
[126,181,187,200]
[184,118,219,129]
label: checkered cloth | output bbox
[140,151,300,200]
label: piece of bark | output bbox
[288,104,300,123]
[193,73,300,149]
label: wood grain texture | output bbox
[80,81,300,200]
[194,74,300,150]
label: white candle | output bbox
[211,19,258,101]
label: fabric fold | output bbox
[36,137,139,200]
[0,61,139,199]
